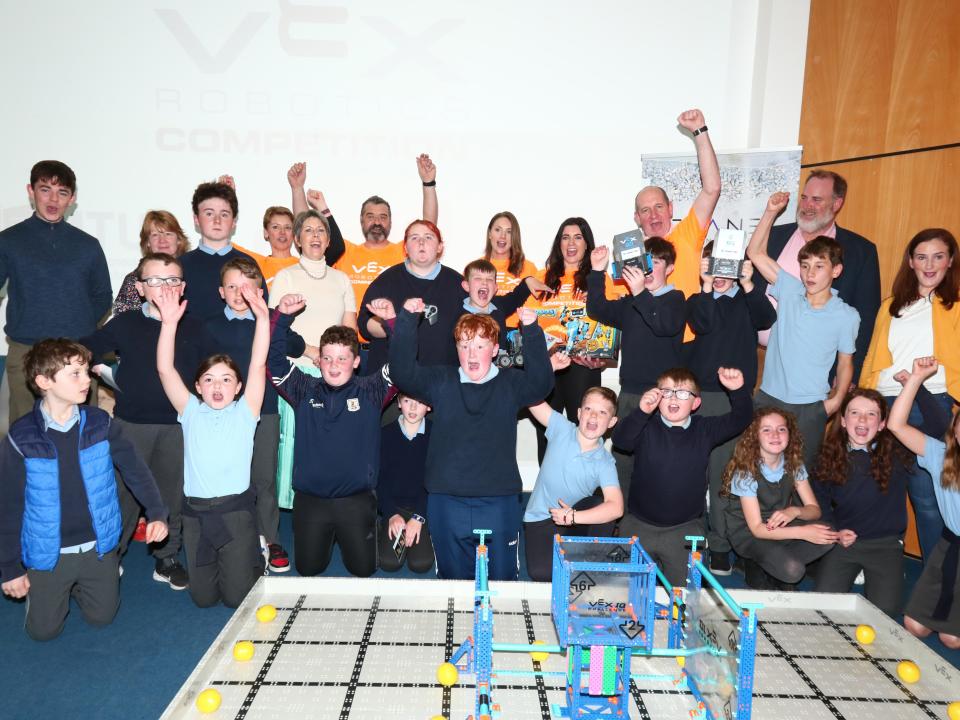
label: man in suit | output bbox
[755,170,880,382]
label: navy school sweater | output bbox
[585,270,685,394]
[358,263,466,373]
[612,386,753,525]
[685,285,776,392]
[269,311,390,498]
[81,310,215,425]
[388,309,554,496]
[377,419,431,520]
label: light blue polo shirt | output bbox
[730,458,808,498]
[920,435,960,534]
[761,269,859,403]
[179,395,258,499]
[524,410,618,522]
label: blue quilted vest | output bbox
[10,404,121,571]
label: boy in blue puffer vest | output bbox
[0,339,168,641]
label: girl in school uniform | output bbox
[722,407,837,589]
[888,356,960,650]
[155,284,269,608]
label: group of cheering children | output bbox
[2,171,959,657]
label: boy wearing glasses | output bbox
[81,253,214,590]
[613,366,751,585]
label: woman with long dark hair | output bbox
[860,228,960,562]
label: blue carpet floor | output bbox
[1,508,959,720]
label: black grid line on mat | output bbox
[521,598,553,720]
[338,595,380,720]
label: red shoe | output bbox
[132,517,148,543]
[268,544,291,573]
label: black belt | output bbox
[933,526,960,622]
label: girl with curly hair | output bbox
[722,408,837,589]
[888,357,960,650]
[812,388,915,616]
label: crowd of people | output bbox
[1,108,958,653]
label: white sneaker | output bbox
[854,570,865,585]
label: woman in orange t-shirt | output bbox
[526,217,613,461]
[484,211,538,294]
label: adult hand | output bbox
[306,189,328,212]
[287,162,306,189]
[550,351,572,372]
[524,277,552,295]
[517,307,538,326]
[911,356,939,380]
[217,174,236,190]
[677,108,706,132]
[766,191,789,215]
[416,154,436,183]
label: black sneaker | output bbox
[709,551,732,576]
[153,558,189,590]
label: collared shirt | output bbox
[659,413,692,430]
[920,435,960,534]
[224,306,254,321]
[463,298,497,315]
[404,260,441,280]
[40,402,81,433]
[713,285,741,300]
[397,416,426,440]
[650,283,676,298]
[197,241,234,256]
[141,303,160,321]
[458,365,499,385]
[731,458,809,498]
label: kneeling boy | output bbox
[0,340,168,640]
[613,366,751,585]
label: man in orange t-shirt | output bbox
[634,109,721,340]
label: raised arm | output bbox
[677,109,721,229]
[513,307,555,405]
[746,191,790,285]
[740,261,777,330]
[585,248,627,328]
[388,299,440,404]
[241,286,270,416]
[417,154,438,224]
[888,357,940,455]
[306,189,345,264]
[288,162,308,215]
[611,388,660,450]
[154,286,192,415]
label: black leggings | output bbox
[535,363,601,463]
[292,490,377,577]
[523,493,615,582]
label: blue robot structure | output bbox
[443,531,762,720]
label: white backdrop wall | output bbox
[0,1,811,471]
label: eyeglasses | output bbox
[140,276,184,287]
[658,388,697,400]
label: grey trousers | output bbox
[619,513,705,587]
[815,536,904,617]
[251,414,281,544]
[698,391,740,553]
[612,389,643,508]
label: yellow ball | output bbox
[255,604,277,623]
[676,655,686,668]
[233,640,255,662]
[855,624,876,645]
[436,662,459,687]
[530,640,550,663]
[897,660,920,684]
[947,701,960,720]
[430,717,446,720]
[195,688,222,714]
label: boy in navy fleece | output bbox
[686,248,776,575]
[375,298,553,580]
[0,340,167,640]
[269,293,391,578]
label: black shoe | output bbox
[153,558,189,590]
[709,551,732,576]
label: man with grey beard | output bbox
[754,170,880,381]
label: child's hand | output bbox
[836,529,857,548]
[404,517,423,546]
[517,307,538,326]
[306,189,328,212]
[524,276,552,295]
[911,356,939,380]
[677,108,706,132]
[278,293,306,315]
[144,520,169,544]
[801,523,839,545]
[621,265,646,296]
[217,174,236,190]
[366,298,396,320]
[303,344,320,361]
[403,298,426,314]
[1,574,29,599]
[155,285,186,324]
[765,506,799,530]
[387,514,406,540]
[549,499,575,526]
[766,191,789,214]
[892,370,910,386]
[550,351,572,372]
[287,162,306,189]
[416,153,437,183]
[91,363,107,377]
[639,388,662,414]
[699,256,714,290]
[242,285,269,319]
[717,367,744,391]
[590,246,609,272]
[739,259,755,290]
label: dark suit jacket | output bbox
[754,222,881,383]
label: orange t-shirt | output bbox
[524,269,625,350]
[334,240,407,311]
[665,209,709,341]
[491,257,538,327]
[235,245,299,291]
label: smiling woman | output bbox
[112,210,191,315]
